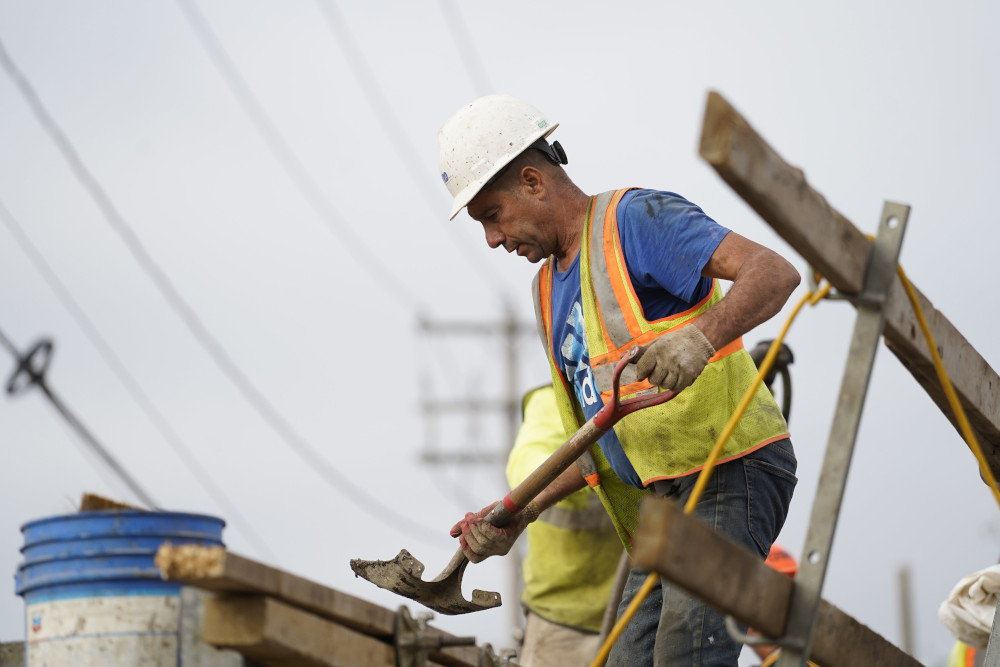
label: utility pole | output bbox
[417,303,536,463]
[898,565,915,656]
[416,302,538,642]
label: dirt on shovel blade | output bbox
[350,548,502,615]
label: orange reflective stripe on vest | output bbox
[531,188,788,488]
[585,189,745,401]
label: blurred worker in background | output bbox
[440,94,800,665]
[939,558,1000,667]
[508,384,626,666]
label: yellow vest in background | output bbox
[507,385,624,633]
[948,640,984,667]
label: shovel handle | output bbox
[484,345,675,528]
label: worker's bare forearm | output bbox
[698,235,800,349]
[530,464,587,513]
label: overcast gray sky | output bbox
[1,2,998,664]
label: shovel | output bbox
[350,345,676,615]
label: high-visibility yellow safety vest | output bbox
[531,189,789,547]
[507,385,625,632]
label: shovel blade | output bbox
[350,548,502,615]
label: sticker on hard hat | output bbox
[441,172,449,184]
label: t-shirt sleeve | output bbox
[617,190,730,303]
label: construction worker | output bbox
[508,384,627,666]
[442,94,800,666]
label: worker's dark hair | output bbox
[484,138,568,193]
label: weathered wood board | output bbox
[156,544,488,667]
[632,497,924,667]
[699,90,1000,477]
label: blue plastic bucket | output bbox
[15,510,225,666]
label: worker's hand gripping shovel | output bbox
[350,345,677,615]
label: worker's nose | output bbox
[484,228,505,250]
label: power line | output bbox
[175,0,511,466]
[0,329,158,509]
[176,0,497,402]
[304,15,544,625]
[0,30,440,547]
[436,0,495,95]
[173,0,424,312]
[310,0,524,466]
[0,196,277,562]
[312,0,509,297]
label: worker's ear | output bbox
[519,166,543,195]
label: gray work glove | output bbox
[636,325,716,392]
[449,500,539,564]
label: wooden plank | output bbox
[156,544,484,667]
[202,595,396,667]
[0,641,25,667]
[631,497,924,667]
[699,90,1000,475]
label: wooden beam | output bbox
[631,497,924,667]
[202,595,396,667]
[156,545,484,667]
[699,90,1000,475]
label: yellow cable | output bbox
[895,265,1000,510]
[683,285,826,515]
[594,247,1000,665]
[860,229,1000,507]
[590,285,829,667]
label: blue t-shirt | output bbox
[549,189,730,487]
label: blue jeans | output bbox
[606,438,798,667]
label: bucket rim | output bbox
[20,510,226,533]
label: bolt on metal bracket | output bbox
[395,606,477,667]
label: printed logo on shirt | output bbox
[560,301,598,407]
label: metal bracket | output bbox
[806,265,883,308]
[774,202,909,666]
[477,645,518,667]
[724,615,806,652]
[395,606,477,667]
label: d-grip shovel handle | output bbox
[351,348,671,614]
[481,344,676,529]
[406,345,676,613]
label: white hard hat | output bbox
[438,94,560,220]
